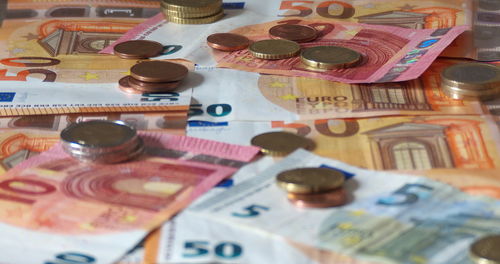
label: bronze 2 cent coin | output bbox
[118,76,142,94]
[114,40,164,59]
[130,61,189,82]
[207,33,250,51]
[128,76,182,92]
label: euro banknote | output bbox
[189,149,500,264]
[187,61,488,122]
[0,131,260,264]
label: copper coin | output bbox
[287,188,347,208]
[269,24,318,43]
[206,33,250,51]
[118,76,142,94]
[114,40,164,59]
[130,61,188,82]
[128,76,182,92]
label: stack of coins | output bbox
[250,131,316,157]
[276,168,347,208]
[60,120,144,163]
[113,40,164,59]
[161,0,224,24]
[441,62,500,101]
[469,234,500,264]
[121,61,188,93]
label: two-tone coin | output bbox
[470,235,500,264]
[114,40,164,59]
[250,131,316,156]
[301,46,362,70]
[61,120,144,163]
[269,24,318,43]
[441,63,500,101]
[207,33,250,51]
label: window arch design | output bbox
[392,141,432,170]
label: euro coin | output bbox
[288,188,347,208]
[276,167,345,194]
[249,39,301,60]
[128,76,182,92]
[470,235,500,264]
[301,46,361,69]
[161,0,222,12]
[167,9,224,24]
[130,61,188,82]
[441,63,500,101]
[162,5,221,18]
[118,76,142,94]
[250,131,316,156]
[269,24,318,43]
[207,33,250,51]
[113,40,164,59]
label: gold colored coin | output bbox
[161,0,222,12]
[276,167,345,194]
[250,131,316,156]
[301,46,361,69]
[162,6,221,18]
[441,63,500,101]
[167,9,224,24]
[470,235,500,264]
[249,39,301,60]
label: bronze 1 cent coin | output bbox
[118,76,142,94]
[207,33,250,51]
[128,76,182,92]
[130,61,189,82]
[269,24,318,43]
[287,188,347,208]
[114,40,164,59]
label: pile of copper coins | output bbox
[469,235,500,264]
[161,0,224,24]
[206,24,362,70]
[113,40,189,94]
[441,62,500,101]
[60,120,144,163]
[250,131,316,157]
[276,167,348,208]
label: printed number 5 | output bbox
[232,204,269,218]
[377,184,434,206]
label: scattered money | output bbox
[161,0,224,24]
[301,46,362,70]
[207,33,250,51]
[251,131,316,156]
[60,120,144,163]
[268,24,318,43]
[113,40,164,59]
[441,62,500,101]
[470,234,500,264]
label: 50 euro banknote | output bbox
[0,131,260,264]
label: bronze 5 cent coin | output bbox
[207,33,250,51]
[250,131,316,156]
[269,24,318,43]
[288,188,347,208]
[128,76,182,92]
[276,167,345,194]
[118,76,142,94]
[130,61,188,82]
[114,40,164,59]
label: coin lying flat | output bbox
[288,188,347,208]
[441,63,500,101]
[114,40,164,59]
[276,167,345,194]
[118,76,142,94]
[207,33,250,51]
[250,131,316,156]
[301,46,361,69]
[470,235,500,264]
[128,76,182,92]
[269,24,318,43]
[131,61,188,82]
[249,39,301,60]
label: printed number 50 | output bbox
[183,241,243,259]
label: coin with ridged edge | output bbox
[249,39,301,60]
[269,24,318,43]
[162,4,221,18]
[301,46,361,69]
[470,235,500,264]
[167,9,224,24]
[276,167,345,194]
[161,0,222,12]
[250,131,315,156]
[441,63,500,101]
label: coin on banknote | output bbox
[162,0,222,12]
[287,188,347,208]
[207,33,250,51]
[441,63,500,101]
[61,120,144,163]
[162,3,221,18]
[301,46,361,69]
[128,76,182,92]
[470,234,500,264]
[249,39,301,60]
[114,40,164,59]
[250,131,315,156]
[118,76,142,94]
[131,61,188,82]
[269,24,318,43]
[479,0,500,10]
[276,167,345,194]
[167,9,224,24]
